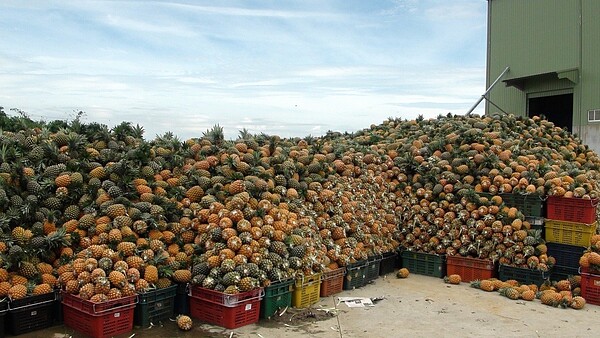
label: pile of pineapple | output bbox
[0,109,599,303]
[471,276,586,310]
[578,234,600,272]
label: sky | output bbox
[0,0,488,140]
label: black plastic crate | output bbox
[401,251,446,278]
[174,283,190,316]
[365,256,381,283]
[7,292,56,335]
[498,264,551,286]
[379,252,399,276]
[551,265,580,282]
[135,285,177,328]
[343,260,368,290]
[0,299,7,338]
[547,242,586,269]
[53,291,63,325]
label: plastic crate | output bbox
[545,219,597,247]
[365,256,381,283]
[260,279,293,318]
[174,283,189,315]
[320,267,345,297]
[379,252,399,276]
[446,256,497,282]
[547,196,598,223]
[0,300,7,338]
[498,265,551,286]
[62,293,137,338]
[546,242,586,269]
[292,273,321,308]
[189,286,263,329]
[501,193,545,217]
[7,291,56,335]
[581,271,600,305]
[550,265,579,282]
[53,290,63,325]
[134,285,177,327]
[401,251,446,278]
[343,260,368,290]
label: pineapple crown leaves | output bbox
[158,264,175,278]
[45,226,72,249]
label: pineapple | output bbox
[444,274,461,284]
[570,296,586,310]
[173,269,192,283]
[32,283,53,296]
[107,287,122,300]
[520,289,536,301]
[396,268,410,279]
[90,293,109,303]
[470,279,494,292]
[499,287,520,300]
[7,284,28,300]
[176,315,193,331]
[144,265,159,284]
[108,270,127,288]
[19,261,39,279]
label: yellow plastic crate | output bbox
[545,219,597,247]
[292,273,321,308]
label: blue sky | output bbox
[0,0,487,140]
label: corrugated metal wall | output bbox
[580,0,600,150]
[486,0,580,116]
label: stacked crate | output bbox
[545,196,598,286]
[495,193,549,285]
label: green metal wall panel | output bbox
[580,0,600,151]
[486,0,600,151]
[581,0,600,125]
[489,0,579,77]
[486,0,581,117]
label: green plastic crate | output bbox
[401,251,445,278]
[260,279,293,318]
[134,285,177,328]
[501,193,545,217]
[379,252,399,276]
[365,256,381,283]
[343,260,368,290]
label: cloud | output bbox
[103,14,197,37]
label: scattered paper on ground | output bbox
[337,297,374,307]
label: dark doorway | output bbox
[528,93,573,132]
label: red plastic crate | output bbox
[189,285,263,306]
[446,256,496,282]
[581,271,600,306]
[320,268,345,297]
[546,196,599,223]
[189,286,263,329]
[62,293,137,338]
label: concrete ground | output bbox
[11,272,600,338]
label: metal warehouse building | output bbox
[485,0,600,151]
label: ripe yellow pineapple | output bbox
[8,284,28,300]
[571,296,586,309]
[33,283,53,296]
[173,269,192,283]
[444,274,461,284]
[0,281,12,297]
[176,315,193,331]
[144,265,159,284]
[396,268,409,278]
[108,270,127,288]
